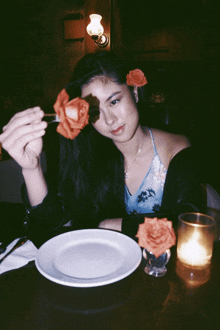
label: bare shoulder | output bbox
[150,128,191,168]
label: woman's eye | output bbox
[110,99,120,106]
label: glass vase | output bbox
[143,248,171,277]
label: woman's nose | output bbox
[103,111,117,126]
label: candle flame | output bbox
[177,229,211,267]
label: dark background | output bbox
[1,0,220,192]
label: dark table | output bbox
[0,243,220,330]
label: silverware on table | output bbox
[0,237,28,264]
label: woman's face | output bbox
[81,78,140,144]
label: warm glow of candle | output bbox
[177,230,211,267]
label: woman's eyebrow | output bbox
[106,91,121,103]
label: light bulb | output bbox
[86,14,104,37]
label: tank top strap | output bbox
[148,128,157,155]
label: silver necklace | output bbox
[124,142,143,178]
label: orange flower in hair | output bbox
[126,69,148,87]
[53,89,89,139]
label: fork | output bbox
[44,114,61,124]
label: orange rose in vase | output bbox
[136,217,176,258]
[53,89,89,139]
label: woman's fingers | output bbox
[2,107,39,131]
[2,107,44,136]
[0,107,48,170]
[1,121,47,147]
[2,130,46,169]
[3,127,46,151]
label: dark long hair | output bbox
[57,51,148,223]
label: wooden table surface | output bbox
[0,243,220,330]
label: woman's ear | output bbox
[133,85,139,103]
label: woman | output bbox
[0,52,206,247]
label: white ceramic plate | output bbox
[35,229,142,287]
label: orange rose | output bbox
[136,217,176,258]
[126,69,148,87]
[53,89,89,139]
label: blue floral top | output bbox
[125,129,167,215]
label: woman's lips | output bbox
[111,125,124,135]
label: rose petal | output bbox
[126,69,148,87]
[66,108,78,120]
[136,217,176,258]
[53,92,89,140]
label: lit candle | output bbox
[177,230,211,267]
[176,213,215,286]
[177,214,215,268]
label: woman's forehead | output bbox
[84,76,116,88]
[81,77,123,98]
[91,76,113,84]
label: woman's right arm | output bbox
[0,107,48,206]
[0,108,76,247]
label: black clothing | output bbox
[22,147,207,248]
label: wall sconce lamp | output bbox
[86,14,109,48]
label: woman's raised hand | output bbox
[0,107,48,170]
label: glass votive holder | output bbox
[176,213,215,285]
[176,259,211,287]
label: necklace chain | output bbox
[124,142,143,178]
